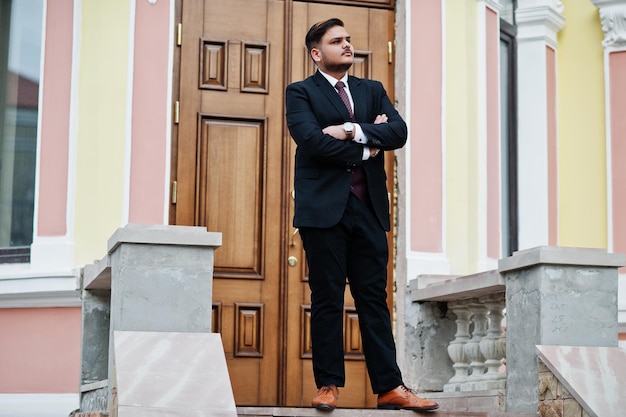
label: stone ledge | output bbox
[107,223,222,253]
[410,270,504,302]
[498,246,625,273]
[83,255,111,290]
[237,406,536,417]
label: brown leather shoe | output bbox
[377,385,439,411]
[312,385,339,411]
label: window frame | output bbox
[500,18,518,255]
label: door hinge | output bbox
[174,100,180,124]
[171,181,177,204]
[177,23,182,46]
[388,41,393,64]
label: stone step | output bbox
[237,407,538,417]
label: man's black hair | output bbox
[305,18,345,52]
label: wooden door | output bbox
[171,0,395,408]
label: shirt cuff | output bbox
[353,124,367,144]
[362,146,371,160]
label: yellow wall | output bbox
[74,1,131,264]
[445,0,480,273]
[557,0,607,248]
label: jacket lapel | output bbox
[313,71,353,121]
[347,76,365,123]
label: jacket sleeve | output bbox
[286,82,364,170]
[358,81,407,151]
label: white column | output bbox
[515,0,565,249]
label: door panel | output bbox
[197,116,266,277]
[173,0,395,408]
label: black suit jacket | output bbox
[286,71,407,231]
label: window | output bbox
[500,2,518,255]
[0,0,43,263]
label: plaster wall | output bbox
[0,307,81,392]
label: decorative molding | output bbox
[344,307,365,359]
[0,256,80,307]
[241,41,269,93]
[300,304,312,358]
[485,0,503,13]
[0,394,79,417]
[212,302,222,333]
[592,1,626,49]
[516,0,565,48]
[234,302,264,357]
[0,289,81,308]
[199,38,228,90]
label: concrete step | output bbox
[237,407,538,417]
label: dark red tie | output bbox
[335,81,368,203]
[335,81,354,121]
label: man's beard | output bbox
[324,61,353,73]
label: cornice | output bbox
[592,0,626,50]
[0,290,81,308]
[516,0,565,47]
[485,0,503,13]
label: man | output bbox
[285,18,439,413]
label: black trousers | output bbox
[299,194,403,394]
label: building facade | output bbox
[0,0,624,415]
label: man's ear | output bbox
[310,48,321,63]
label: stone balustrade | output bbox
[410,270,506,393]
[407,246,624,414]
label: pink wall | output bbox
[610,51,626,260]
[0,308,81,393]
[410,1,443,253]
[37,0,73,236]
[546,46,558,246]
[486,8,500,259]
[128,0,171,224]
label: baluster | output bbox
[478,292,506,390]
[444,300,471,392]
[461,300,488,391]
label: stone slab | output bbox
[236,407,537,417]
[537,345,626,417]
[410,270,504,302]
[83,255,111,290]
[107,223,222,253]
[112,331,236,417]
[498,246,625,273]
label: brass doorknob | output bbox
[288,256,298,267]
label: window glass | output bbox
[0,0,43,253]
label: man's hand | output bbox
[322,124,353,140]
[369,114,387,157]
[374,114,388,124]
